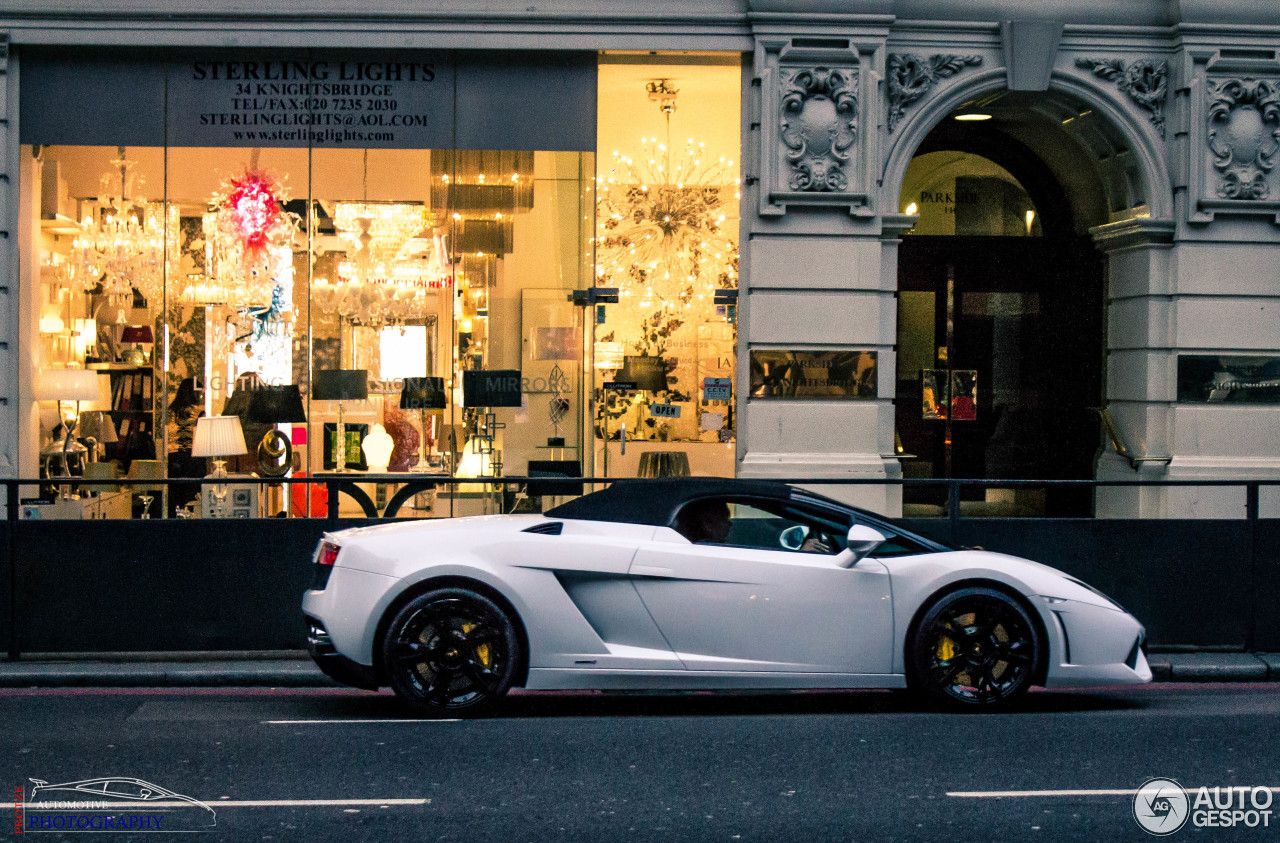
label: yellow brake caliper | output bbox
[462,623,492,668]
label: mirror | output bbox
[779,524,810,550]
[836,525,886,568]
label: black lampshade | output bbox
[226,384,308,424]
[400,376,447,410]
[312,369,368,401]
[621,355,669,392]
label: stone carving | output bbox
[886,54,983,132]
[780,67,858,192]
[1076,58,1169,138]
[1207,78,1280,200]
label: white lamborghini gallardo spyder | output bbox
[303,478,1150,715]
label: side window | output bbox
[672,499,822,551]
[724,503,800,550]
[725,502,842,554]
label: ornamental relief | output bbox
[886,54,983,133]
[780,66,858,192]
[1207,78,1280,200]
[1075,58,1168,138]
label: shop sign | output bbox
[1177,355,1280,403]
[703,377,732,401]
[169,55,454,148]
[748,351,878,399]
[648,403,682,419]
[20,48,596,151]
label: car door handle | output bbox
[631,564,675,577]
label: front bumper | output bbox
[1042,599,1152,687]
[305,615,381,691]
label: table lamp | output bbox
[126,458,163,519]
[362,423,394,473]
[119,325,154,365]
[82,461,120,495]
[400,376,447,472]
[36,368,106,495]
[225,384,307,476]
[193,414,248,516]
[313,369,368,472]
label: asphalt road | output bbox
[1,684,1277,841]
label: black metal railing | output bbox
[0,476,1276,657]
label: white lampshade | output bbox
[39,314,65,335]
[361,423,394,472]
[192,415,248,458]
[36,368,104,402]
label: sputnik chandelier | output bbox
[66,148,176,308]
[595,79,740,336]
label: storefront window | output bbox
[23,49,738,518]
[592,56,741,479]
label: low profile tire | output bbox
[908,587,1041,711]
[381,587,520,718]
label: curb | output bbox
[1148,653,1276,683]
[0,660,338,688]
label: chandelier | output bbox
[318,201,453,326]
[594,80,740,355]
[66,148,177,308]
[200,169,298,308]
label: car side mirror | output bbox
[835,525,886,568]
[779,524,809,551]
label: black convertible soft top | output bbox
[544,478,799,527]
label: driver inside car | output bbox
[673,499,732,544]
[799,530,836,554]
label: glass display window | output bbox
[592,55,742,479]
[21,48,740,517]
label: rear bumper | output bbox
[305,614,381,691]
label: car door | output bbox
[628,501,894,674]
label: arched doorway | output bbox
[894,90,1140,517]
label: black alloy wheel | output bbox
[909,587,1040,710]
[382,587,520,717]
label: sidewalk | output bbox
[0,652,337,688]
[0,652,1276,688]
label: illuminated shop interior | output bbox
[24,53,741,518]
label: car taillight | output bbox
[317,541,340,567]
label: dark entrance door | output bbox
[896,236,1104,516]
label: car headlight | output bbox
[1063,576,1126,613]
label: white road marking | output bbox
[948,787,1280,798]
[25,799,427,808]
[264,719,459,724]
[948,789,1139,798]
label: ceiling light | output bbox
[954,112,992,122]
